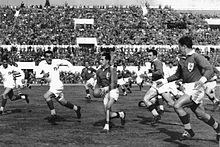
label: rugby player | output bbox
[37,50,81,124]
[157,36,220,141]
[96,52,126,132]
[142,49,165,125]
[81,61,96,101]
[0,55,29,114]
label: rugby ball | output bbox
[93,88,104,98]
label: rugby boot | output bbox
[138,101,146,107]
[157,109,165,115]
[85,95,91,103]
[179,129,195,141]
[123,92,127,96]
[47,115,58,125]
[150,115,161,126]
[101,124,109,133]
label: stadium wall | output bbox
[17,62,220,75]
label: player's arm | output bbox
[110,67,118,90]
[81,68,86,81]
[94,70,101,89]
[195,54,214,83]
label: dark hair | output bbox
[44,50,53,56]
[148,49,158,56]
[1,55,9,62]
[102,52,111,61]
[178,36,193,48]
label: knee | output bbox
[173,102,180,110]
[167,101,174,107]
[1,94,7,99]
[194,113,204,121]
[44,94,51,101]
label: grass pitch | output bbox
[0,85,219,147]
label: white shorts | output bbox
[49,84,64,97]
[3,80,16,89]
[136,77,143,84]
[87,77,96,87]
[204,81,216,92]
[151,81,178,95]
[118,78,126,85]
[124,78,130,83]
[183,82,205,104]
[103,88,119,105]
[15,77,24,88]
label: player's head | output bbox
[100,52,111,67]
[1,55,9,68]
[44,50,53,65]
[84,61,89,68]
[178,36,193,55]
[148,49,157,62]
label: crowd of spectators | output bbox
[1,4,220,84]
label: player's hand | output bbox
[194,81,204,89]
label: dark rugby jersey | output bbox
[150,59,164,81]
[81,67,96,81]
[167,53,213,83]
[96,66,118,89]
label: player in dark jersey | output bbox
[157,36,220,141]
[81,61,96,101]
[117,64,132,96]
[96,53,126,132]
[142,49,165,125]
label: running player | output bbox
[96,52,126,132]
[37,50,81,124]
[157,36,220,141]
[0,55,29,114]
[81,61,96,101]
[141,49,165,125]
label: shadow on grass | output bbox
[157,127,218,146]
[137,115,182,126]
[93,119,125,130]
[3,109,22,115]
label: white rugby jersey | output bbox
[0,65,19,85]
[38,59,69,86]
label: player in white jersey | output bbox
[37,50,81,124]
[0,56,29,114]
[135,65,145,91]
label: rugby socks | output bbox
[104,110,110,130]
[179,114,192,130]
[63,101,74,109]
[121,87,126,93]
[46,100,56,115]
[206,116,219,132]
[157,96,164,111]
[11,95,22,101]
[110,112,124,119]
[86,89,90,96]
[1,98,7,109]
[148,104,159,116]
